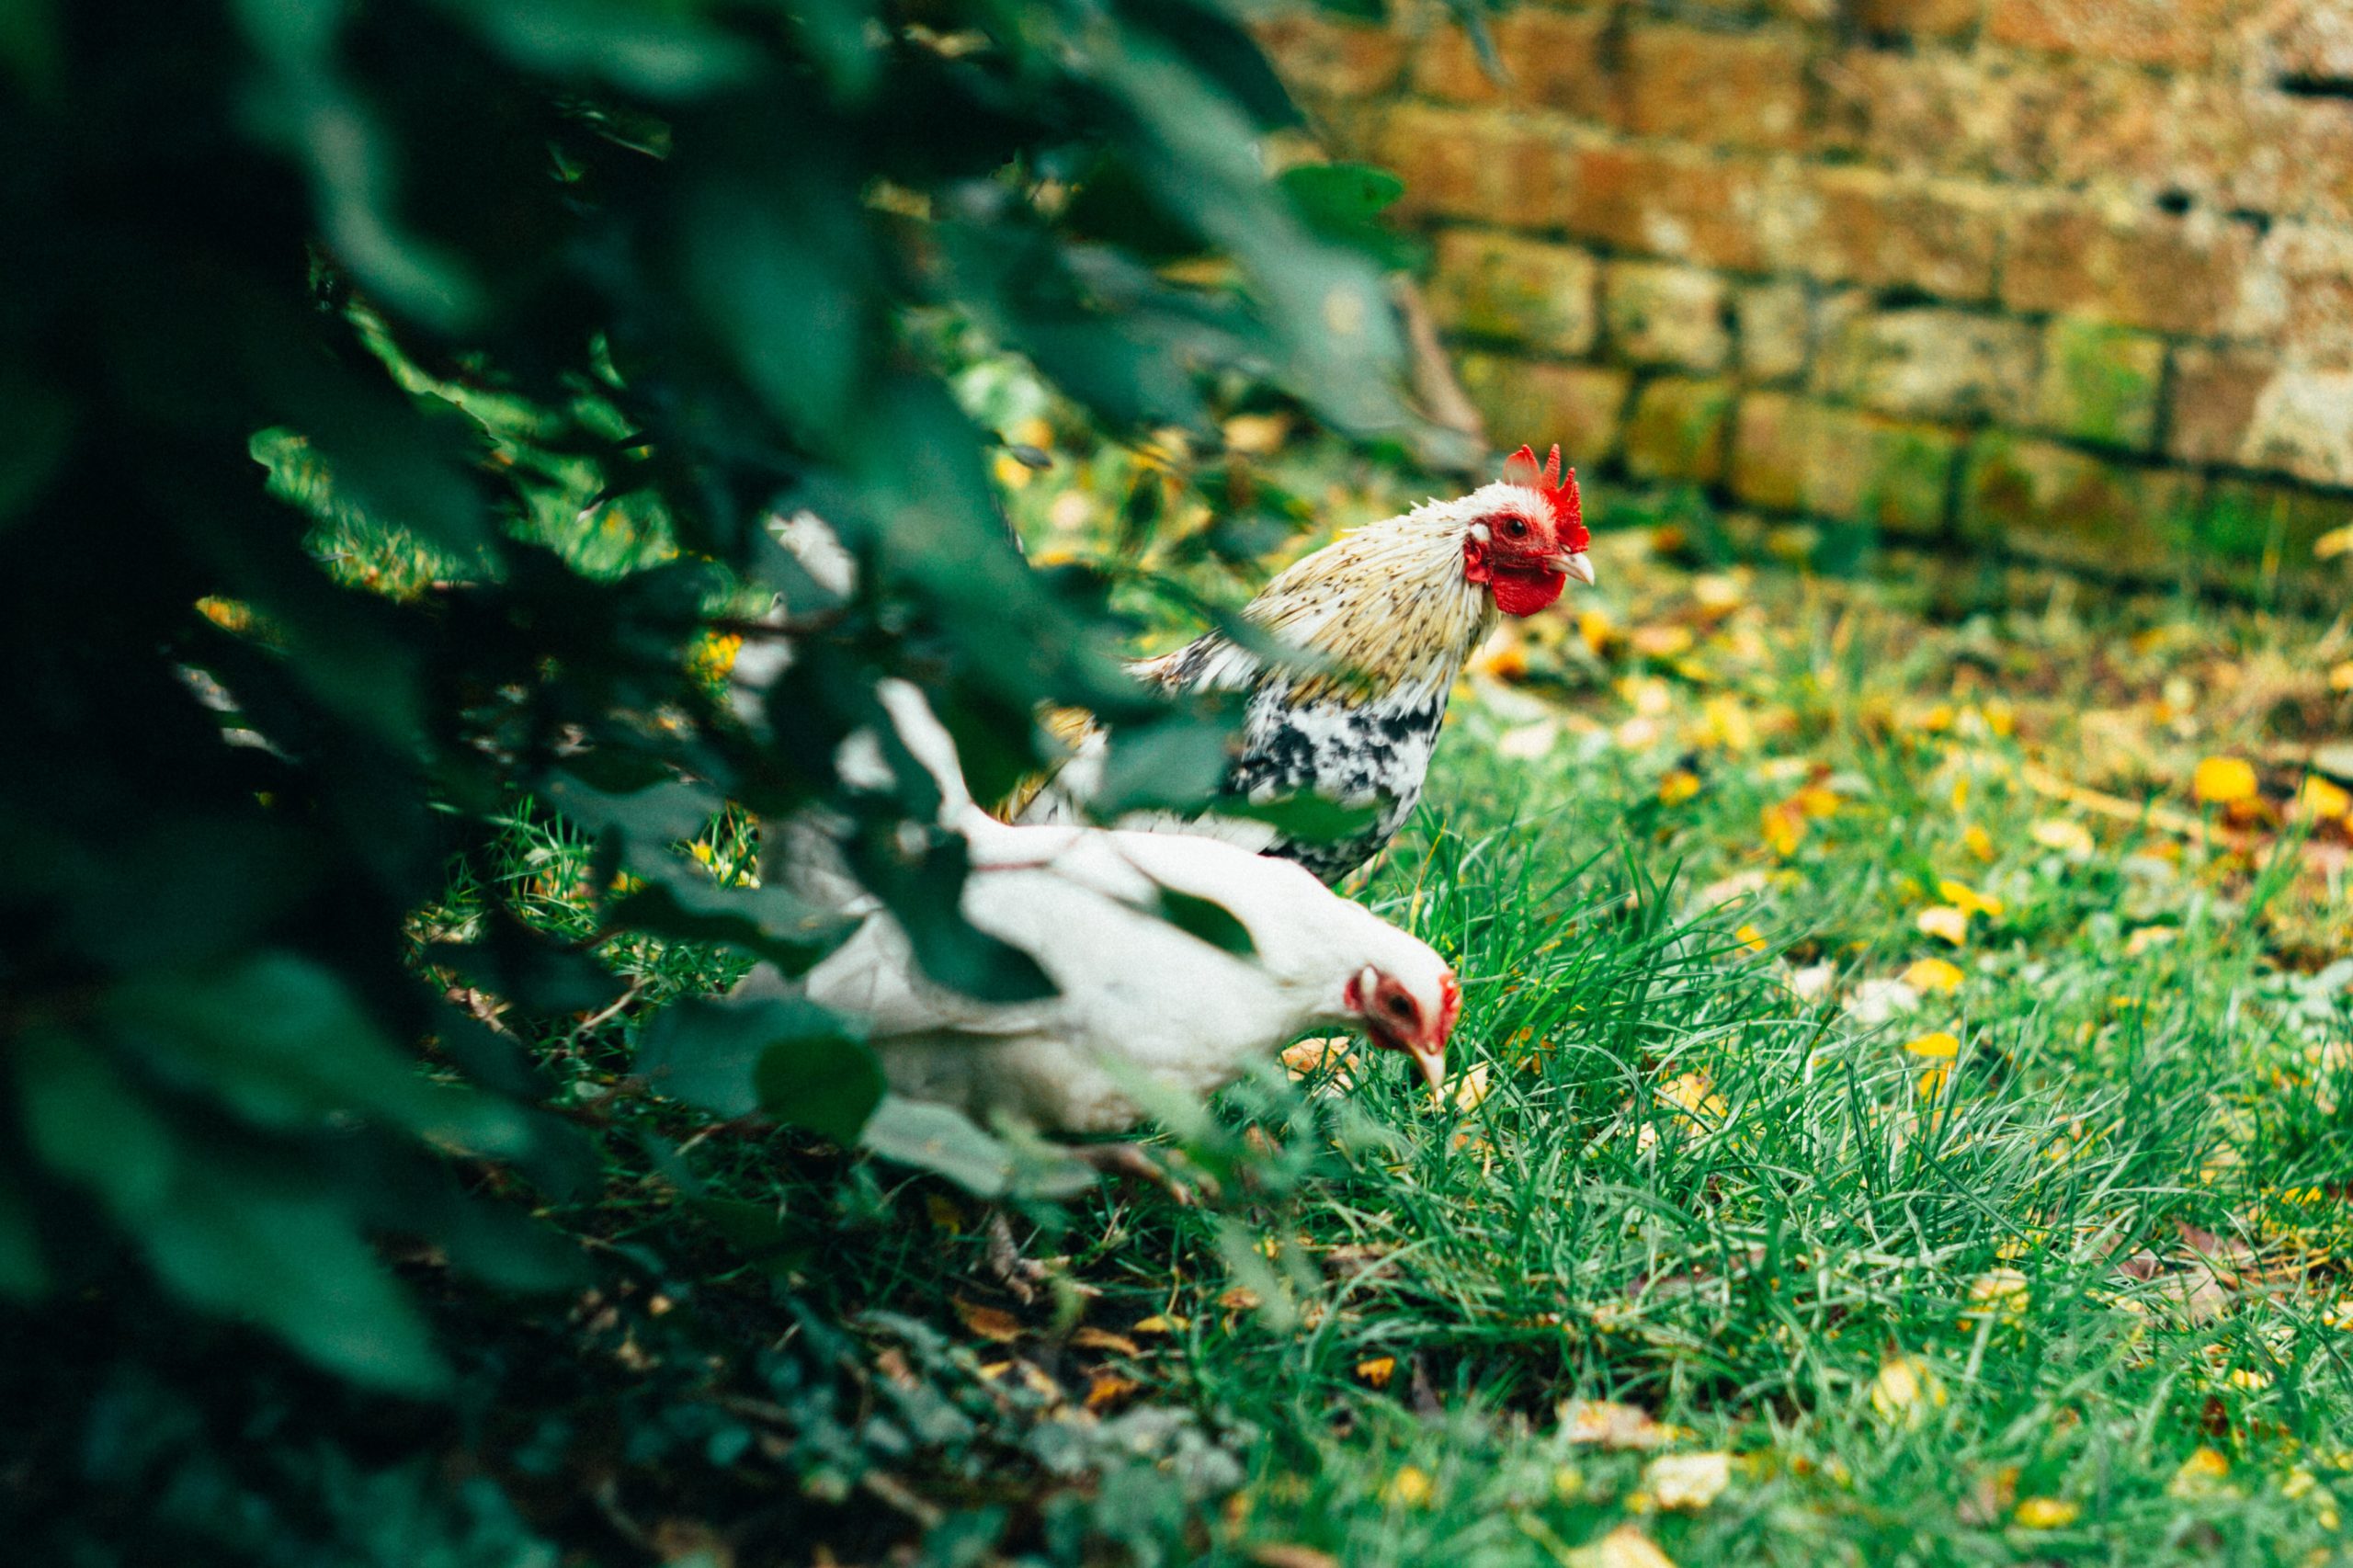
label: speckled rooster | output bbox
[1017,445,1593,881]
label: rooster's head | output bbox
[1346,962,1459,1096]
[1458,443,1592,618]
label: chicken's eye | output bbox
[1503,517,1528,538]
[1384,994,1415,1019]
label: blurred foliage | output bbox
[1,0,1421,1455]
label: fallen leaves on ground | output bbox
[1642,1451,1732,1511]
[1560,1400,1681,1450]
[1870,1356,1948,1426]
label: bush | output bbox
[0,0,1418,1398]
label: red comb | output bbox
[1501,443,1587,551]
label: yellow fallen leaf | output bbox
[1282,1037,1358,1087]
[2192,756,2258,806]
[1963,823,1995,862]
[2031,818,2097,857]
[2299,774,2351,821]
[1916,905,1970,946]
[1904,1030,1961,1060]
[1476,631,1530,683]
[1086,1372,1139,1409]
[1222,412,1290,455]
[1792,785,1840,820]
[1569,1527,1678,1568]
[1356,1355,1397,1388]
[2013,1496,2078,1529]
[1657,1072,1728,1130]
[1643,1451,1732,1511]
[1443,1061,1494,1113]
[1631,623,1696,660]
[1071,1326,1141,1356]
[953,1297,1024,1343]
[1870,1355,1947,1425]
[1938,880,2004,919]
[1560,1399,1676,1449]
[2168,1446,2233,1499]
[1983,698,2016,737]
[2333,662,2353,694]
[1579,607,1622,657]
[1762,805,1802,858]
[1964,1268,2030,1324]
[1950,775,1970,812]
[1658,769,1701,806]
[1218,1287,1261,1311]
[1383,1465,1434,1507]
[1903,957,1965,994]
[1915,1065,1950,1097]
[1131,1313,1188,1335]
[2315,523,2353,560]
[1734,924,1768,954]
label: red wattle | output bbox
[1490,567,1566,618]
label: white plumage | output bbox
[744,682,1459,1134]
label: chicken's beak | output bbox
[1555,551,1597,586]
[1409,1040,1448,1099]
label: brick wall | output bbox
[1261,0,2353,583]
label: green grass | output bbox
[404,515,2353,1566]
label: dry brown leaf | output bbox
[952,1297,1024,1344]
[1071,1326,1141,1356]
[1247,1547,1339,1568]
[1085,1373,1139,1410]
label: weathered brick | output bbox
[1622,24,1809,151]
[1852,0,1984,36]
[2254,1,2353,78]
[2170,347,2277,467]
[1813,308,2038,424]
[1736,280,1811,384]
[2233,223,2353,364]
[2001,201,2254,336]
[2239,371,2353,489]
[1987,0,2247,71]
[1561,142,1773,270]
[2035,316,2166,451]
[1769,167,2002,301]
[1377,105,1572,227]
[1820,49,2171,196]
[1252,14,1409,100]
[1429,231,1600,356]
[1732,392,1960,535]
[1456,353,1632,463]
[1604,260,1733,371]
[1624,376,1738,483]
[1960,433,2173,574]
[1410,8,1616,123]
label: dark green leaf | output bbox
[1155,889,1256,957]
[1222,790,1381,845]
[1092,715,1235,818]
[857,1096,1012,1197]
[754,1029,887,1143]
[637,995,868,1127]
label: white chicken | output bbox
[743,681,1460,1134]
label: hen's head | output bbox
[1452,443,1592,618]
[1345,952,1460,1096]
